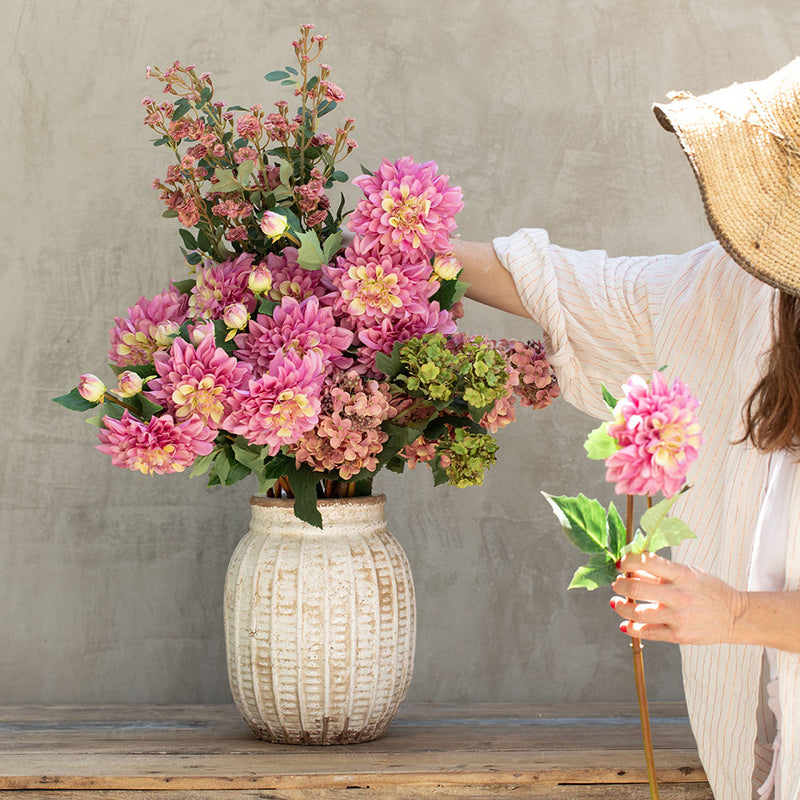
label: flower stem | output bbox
[626,494,660,800]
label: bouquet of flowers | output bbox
[54,24,559,526]
[544,371,703,800]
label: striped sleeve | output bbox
[492,228,710,419]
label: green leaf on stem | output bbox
[162,208,178,218]
[296,231,325,270]
[281,79,295,86]
[258,298,279,316]
[359,164,374,176]
[265,70,290,81]
[213,167,243,193]
[189,452,216,478]
[645,517,697,553]
[584,421,620,460]
[318,100,337,117]
[321,231,342,263]
[430,278,468,311]
[287,469,323,529]
[278,158,293,188]
[52,388,98,412]
[199,87,213,104]
[607,501,626,561]
[171,278,196,295]
[568,553,618,591]
[331,170,349,182]
[542,492,609,554]
[236,160,256,187]
[374,341,404,379]
[179,229,197,250]
[128,394,163,421]
[601,384,618,411]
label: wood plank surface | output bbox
[0,703,710,796]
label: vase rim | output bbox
[250,493,386,509]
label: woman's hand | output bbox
[610,552,747,645]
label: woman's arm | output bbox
[451,240,531,318]
[610,551,800,653]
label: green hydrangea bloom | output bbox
[436,428,499,487]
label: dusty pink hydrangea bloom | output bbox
[349,156,463,257]
[401,435,437,469]
[96,411,215,475]
[481,391,517,433]
[109,287,190,367]
[222,351,325,454]
[235,296,353,376]
[494,339,560,410]
[148,334,252,428]
[323,236,437,324]
[291,370,396,479]
[189,253,258,320]
[605,372,703,497]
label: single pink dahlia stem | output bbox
[626,494,660,800]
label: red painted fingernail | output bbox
[609,598,618,610]
[620,622,628,633]
[615,559,621,569]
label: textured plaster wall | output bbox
[3,0,799,704]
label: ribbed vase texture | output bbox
[224,494,416,744]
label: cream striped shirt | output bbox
[493,228,800,800]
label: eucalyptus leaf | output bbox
[265,70,290,81]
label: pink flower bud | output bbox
[248,265,273,294]
[223,302,249,331]
[432,253,462,280]
[116,371,143,398]
[78,374,106,403]
[153,320,180,347]
[189,322,215,346]
[260,210,289,239]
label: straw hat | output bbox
[653,58,800,296]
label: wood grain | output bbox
[0,703,710,797]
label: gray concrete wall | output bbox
[3,0,798,704]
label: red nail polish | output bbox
[609,598,617,610]
[615,559,621,569]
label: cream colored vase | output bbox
[224,494,415,744]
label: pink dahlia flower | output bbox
[264,247,329,304]
[96,411,215,475]
[221,351,325,454]
[109,287,190,367]
[148,334,252,427]
[349,157,463,257]
[322,236,437,324]
[189,253,258,320]
[356,304,456,377]
[290,370,396,479]
[234,296,353,376]
[605,372,703,497]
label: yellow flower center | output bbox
[132,444,180,475]
[346,264,403,316]
[381,183,430,249]
[270,391,315,439]
[172,375,226,424]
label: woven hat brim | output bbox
[653,59,800,297]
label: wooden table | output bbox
[0,703,711,799]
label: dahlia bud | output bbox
[432,253,462,281]
[260,210,289,239]
[223,302,249,331]
[78,374,106,403]
[153,319,180,347]
[116,371,143,398]
[189,322,215,346]
[248,264,273,294]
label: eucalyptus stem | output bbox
[626,494,660,800]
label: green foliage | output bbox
[295,230,325,269]
[434,428,498,488]
[584,421,619,460]
[569,554,619,590]
[52,388,98,412]
[601,384,618,411]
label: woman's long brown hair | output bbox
[740,291,800,452]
